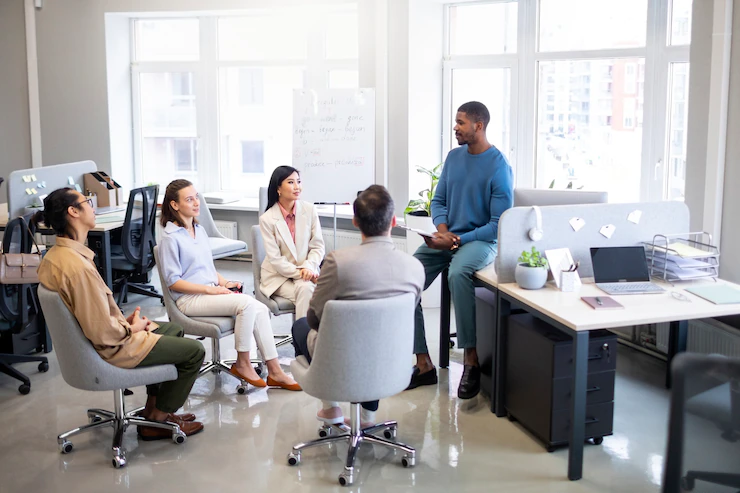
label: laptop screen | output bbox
[590,246,650,283]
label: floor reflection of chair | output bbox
[287,294,417,487]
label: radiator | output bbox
[655,319,740,357]
[214,220,238,240]
[322,231,407,253]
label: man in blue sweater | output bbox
[407,101,513,399]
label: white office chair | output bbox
[197,199,248,259]
[287,294,417,486]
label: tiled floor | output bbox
[0,260,732,492]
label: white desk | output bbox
[207,199,356,220]
[494,277,740,481]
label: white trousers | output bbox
[273,279,315,319]
[176,293,278,361]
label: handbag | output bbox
[0,217,42,285]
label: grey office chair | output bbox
[153,246,260,393]
[37,285,185,469]
[663,353,740,492]
[287,293,417,486]
[197,199,248,259]
[250,225,295,348]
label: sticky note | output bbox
[31,174,36,181]
[569,217,586,232]
[67,176,74,185]
[600,224,616,239]
[627,210,642,224]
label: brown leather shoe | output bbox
[138,420,204,441]
[230,364,267,388]
[266,375,302,391]
[136,411,196,422]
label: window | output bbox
[444,0,692,202]
[131,7,359,195]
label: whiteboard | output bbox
[292,89,375,204]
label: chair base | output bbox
[114,278,164,306]
[287,403,416,486]
[57,389,185,468]
[681,471,740,490]
[0,354,49,394]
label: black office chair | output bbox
[662,353,740,492]
[0,216,50,394]
[110,185,163,306]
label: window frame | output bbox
[443,0,691,201]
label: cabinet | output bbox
[505,313,617,451]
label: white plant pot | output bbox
[405,214,441,308]
[515,263,548,290]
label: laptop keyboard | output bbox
[600,283,664,293]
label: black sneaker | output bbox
[405,366,438,390]
[457,365,481,399]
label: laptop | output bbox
[590,246,665,295]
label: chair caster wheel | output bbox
[59,440,73,454]
[383,428,397,440]
[287,452,301,466]
[237,384,248,395]
[172,431,187,444]
[338,470,354,486]
[38,361,49,372]
[318,426,331,438]
[449,340,455,349]
[253,364,264,376]
[18,384,30,395]
[402,455,415,468]
[112,455,127,469]
[545,445,556,453]
[592,436,604,445]
[681,476,694,491]
[123,389,134,396]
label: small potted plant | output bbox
[515,246,549,290]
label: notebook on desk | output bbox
[685,285,740,305]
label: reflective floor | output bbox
[0,260,713,492]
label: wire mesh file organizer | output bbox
[643,232,719,283]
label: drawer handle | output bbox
[588,354,603,361]
[586,386,601,393]
[585,417,599,425]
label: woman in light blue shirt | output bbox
[158,179,300,391]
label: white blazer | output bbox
[259,200,325,298]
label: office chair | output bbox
[110,185,164,306]
[287,294,417,486]
[250,225,295,349]
[662,353,740,492]
[0,216,49,394]
[196,199,248,259]
[153,246,262,392]
[37,285,186,468]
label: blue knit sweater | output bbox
[431,144,513,245]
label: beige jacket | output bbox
[38,237,160,368]
[259,200,325,297]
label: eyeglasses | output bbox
[74,198,94,209]
[671,291,692,302]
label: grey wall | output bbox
[0,0,31,203]
[720,0,740,283]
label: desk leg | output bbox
[666,320,687,388]
[494,295,511,417]
[568,331,589,481]
[88,230,113,290]
[439,271,451,369]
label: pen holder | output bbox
[560,271,579,292]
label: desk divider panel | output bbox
[8,161,97,219]
[494,202,690,283]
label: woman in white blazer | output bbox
[259,166,325,318]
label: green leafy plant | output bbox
[518,246,548,268]
[405,163,443,216]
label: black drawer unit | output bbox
[505,313,617,451]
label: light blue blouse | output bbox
[158,222,218,301]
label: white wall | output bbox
[0,0,31,202]
[719,0,740,283]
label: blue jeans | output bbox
[413,241,497,354]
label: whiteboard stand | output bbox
[332,204,337,252]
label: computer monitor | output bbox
[513,188,608,207]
